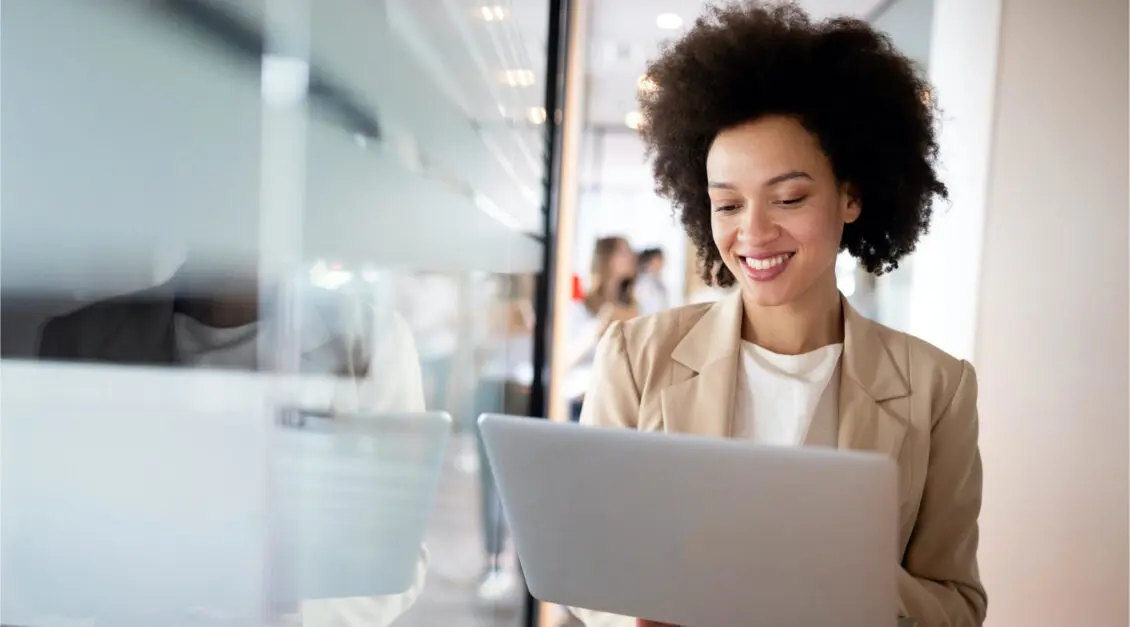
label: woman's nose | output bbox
[738,205,780,246]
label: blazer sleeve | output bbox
[571,321,640,627]
[898,360,988,626]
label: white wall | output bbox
[975,1,1129,624]
[904,0,1002,360]
[573,189,687,302]
[915,0,1129,624]
[870,0,934,70]
[573,131,688,303]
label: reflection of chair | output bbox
[272,411,452,601]
[2,361,451,625]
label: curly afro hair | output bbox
[638,1,946,286]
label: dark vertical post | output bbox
[523,0,570,625]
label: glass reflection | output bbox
[1,0,551,625]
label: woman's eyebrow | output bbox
[708,171,812,190]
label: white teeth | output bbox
[744,253,791,271]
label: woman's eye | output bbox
[713,204,740,212]
[777,196,808,206]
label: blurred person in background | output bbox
[564,236,638,422]
[574,3,986,626]
[633,248,670,315]
[470,274,537,600]
[36,253,429,627]
[396,271,461,411]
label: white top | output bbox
[564,301,602,400]
[733,342,843,447]
[396,273,461,360]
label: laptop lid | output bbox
[478,414,898,627]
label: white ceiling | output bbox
[584,0,889,127]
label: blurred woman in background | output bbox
[564,236,637,422]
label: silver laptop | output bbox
[1,361,450,627]
[478,414,900,627]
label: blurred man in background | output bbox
[633,248,670,315]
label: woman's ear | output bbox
[840,183,862,224]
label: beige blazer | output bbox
[573,291,987,627]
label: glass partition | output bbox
[1,1,558,625]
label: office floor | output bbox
[395,434,525,627]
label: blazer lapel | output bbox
[660,290,744,437]
[837,298,911,460]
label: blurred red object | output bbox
[572,274,585,301]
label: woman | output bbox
[574,3,986,627]
[564,236,638,421]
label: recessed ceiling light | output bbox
[502,69,536,87]
[624,111,644,130]
[637,74,658,92]
[527,107,547,125]
[656,13,683,29]
[480,5,509,21]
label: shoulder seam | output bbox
[934,359,972,429]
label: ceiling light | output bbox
[637,74,658,92]
[624,111,644,130]
[260,55,310,107]
[527,107,547,125]
[479,5,509,21]
[502,69,536,87]
[656,13,683,29]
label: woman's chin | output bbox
[739,279,798,308]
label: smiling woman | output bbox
[568,2,986,627]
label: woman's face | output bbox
[706,115,859,307]
[608,240,638,279]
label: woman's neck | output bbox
[740,272,843,355]
[601,280,623,303]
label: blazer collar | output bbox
[662,290,911,452]
[841,297,909,402]
[661,290,745,437]
[671,288,745,372]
